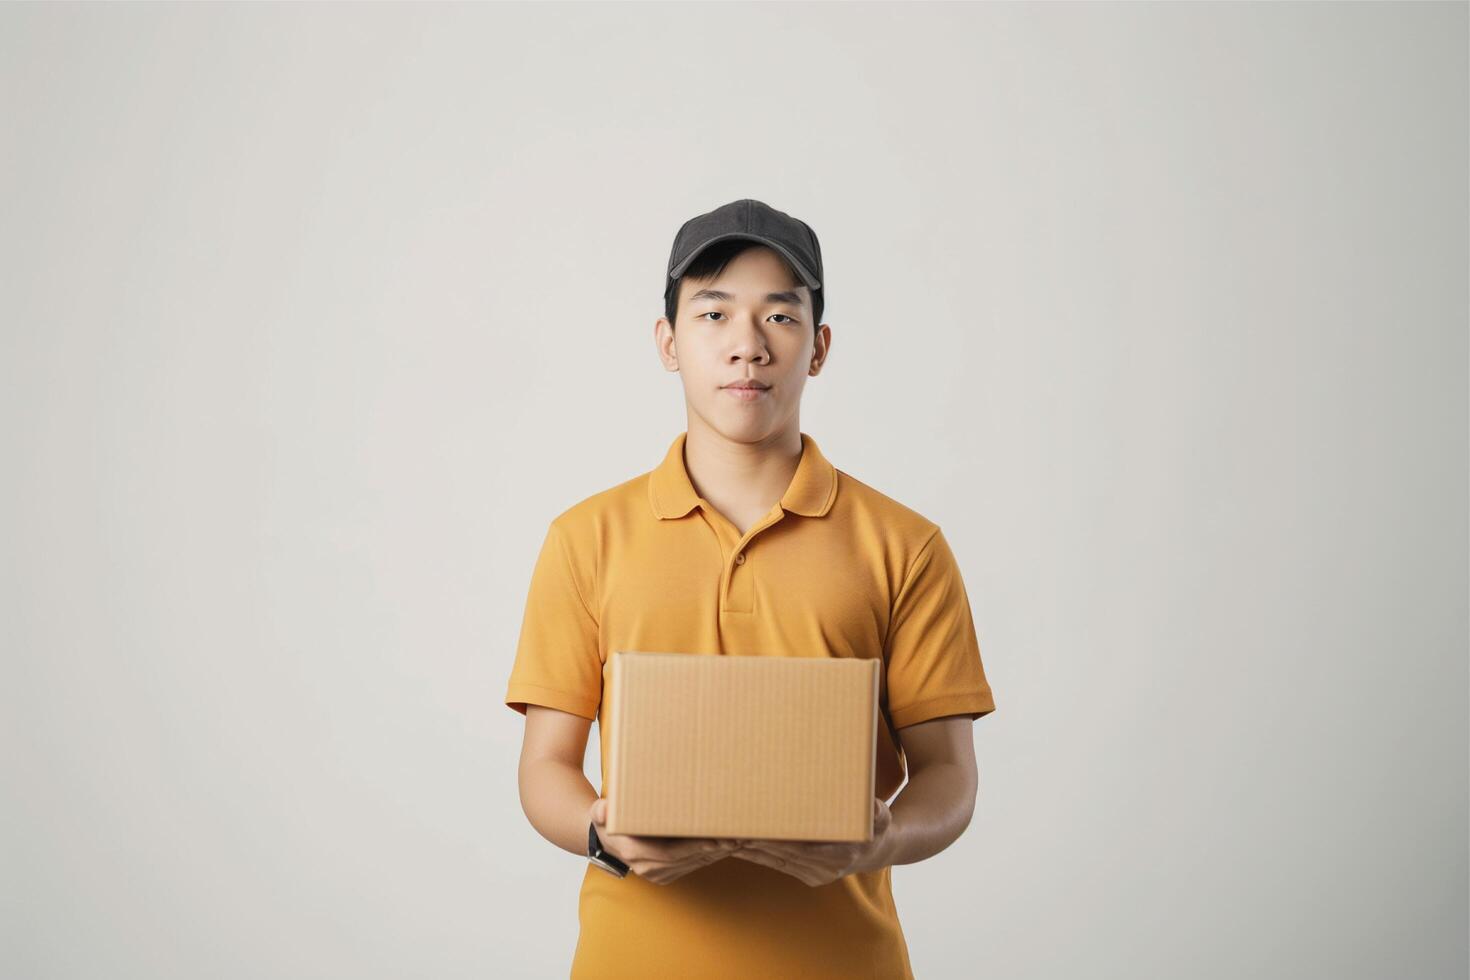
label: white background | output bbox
[3,3,1465,978]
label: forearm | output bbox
[518,758,599,858]
[865,763,977,870]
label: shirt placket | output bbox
[698,504,786,615]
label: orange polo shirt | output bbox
[505,430,996,979]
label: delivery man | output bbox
[505,198,997,978]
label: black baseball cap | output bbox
[665,199,824,296]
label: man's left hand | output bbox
[728,797,894,887]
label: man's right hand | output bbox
[588,798,739,886]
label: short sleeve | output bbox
[883,527,996,730]
[504,520,603,720]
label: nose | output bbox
[727,314,771,364]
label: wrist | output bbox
[856,820,899,873]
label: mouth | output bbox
[723,383,771,400]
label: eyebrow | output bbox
[688,288,804,307]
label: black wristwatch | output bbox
[588,821,630,878]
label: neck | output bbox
[681,416,803,514]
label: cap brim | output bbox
[668,232,821,291]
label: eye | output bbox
[697,311,797,324]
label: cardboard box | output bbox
[603,651,879,842]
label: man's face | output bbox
[656,245,830,444]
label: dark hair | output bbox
[663,238,823,335]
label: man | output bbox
[505,198,996,978]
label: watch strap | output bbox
[588,820,630,878]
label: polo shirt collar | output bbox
[649,430,838,520]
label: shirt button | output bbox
[735,552,745,565]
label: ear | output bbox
[655,317,679,372]
[809,323,832,376]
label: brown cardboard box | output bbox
[603,651,879,842]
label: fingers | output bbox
[643,836,728,861]
[589,802,721,862]
[588,802,751,884]
[735,838,842,857]
[730,847,823,887]
[606,833,733,866]
[590,797,883,888]
[635,841,737,885]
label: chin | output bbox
[693,406,775,443]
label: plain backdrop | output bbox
[3,3,1466,978]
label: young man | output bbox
[505,199,996,978]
